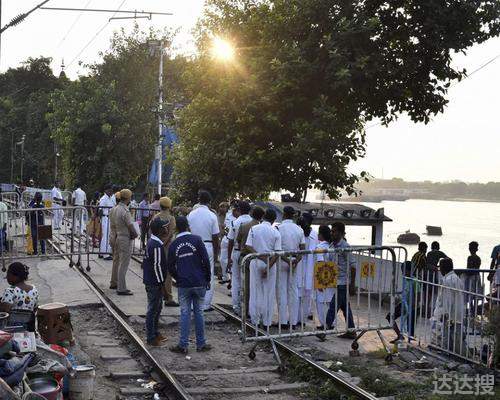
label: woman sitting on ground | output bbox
[0,262,39,313]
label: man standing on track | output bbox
[187,190,220,311]
[325,222,357,338]
[168,216,212,354]
[227,200,252,315]
[109,189,138,295]
[98,185,116,260]
[244,209,281,327]
[72,183,87,235]
[150,197,178,307]
[277,206,305,329]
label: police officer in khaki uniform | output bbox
[150,196,178,307]
[110,189,138,295]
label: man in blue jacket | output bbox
[142,218,169,346]
[168,216,211,354]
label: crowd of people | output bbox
[1,184,499,359]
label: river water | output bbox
[329,199,500,269]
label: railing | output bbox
[238,246,407,352]
[405,268,499,368]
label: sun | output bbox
[210,37,235,62]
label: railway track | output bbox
[45,227,378,400]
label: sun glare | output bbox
[210,37,235,61]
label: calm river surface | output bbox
[331,199,500,269]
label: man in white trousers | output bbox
[227,200,252,315]
[72,183,87,235]
[296,213,318,325]
[277,206,305,329]
[99,185,116,260]
[218,202,237,284]
[244,209,281,327]
[315,225,334,330]
[187,190,220,311]
[51,182,64,230]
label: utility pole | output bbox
[149,39,166,195]
[157,40,164,196]
[18,134,25,182]
[54,142,58,182]
[10,130,14,182]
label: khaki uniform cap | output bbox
[160,196,172,209]
[120,189,132,200]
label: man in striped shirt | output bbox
[142,218,170,346]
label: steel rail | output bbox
[212,304,378,400]
[47,236,193,400]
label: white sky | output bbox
[1,0,499,184]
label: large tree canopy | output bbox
[0,57,62,186]
[47,26,185,193]
[172,0,500,202]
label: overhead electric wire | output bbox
[54,0,92,50]
[365,50,500,130]
[67,0,126,68]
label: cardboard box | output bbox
[12,331,37,353]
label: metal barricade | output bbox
[239,246,407,354]
[406,268,499,368]
[0,206,88,270]
[0,192,20,209]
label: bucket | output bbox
[0,312,9,328]
[28,376,61,400]
[69,365,95,400]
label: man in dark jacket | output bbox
[168,216,211,354]
[142,218,169,346]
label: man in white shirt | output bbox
[277,206,305,329]
[296,213,318,324]
[218,202,238,284]
[51,182,64,230]
[245,209,282,327]
[434,257,467,356]
[98,184,116,260]
[187,190,220,311]
[227,200,252,315]
[72,184,87,235]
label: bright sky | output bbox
[1,0,499,184]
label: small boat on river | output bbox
[426,225,443,236]
[397,231,420,245]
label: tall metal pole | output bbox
[157,40,164,195]
[54,143,58,182]
[10,130,14,182]
[20,135,25,182]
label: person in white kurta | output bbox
[72,186,87,235]
[245,209,282,327]
[277,206,306,327]
[219,204,238,283]
[99,186,116,256]
[51,184,64,230]
[187,191,220,310]
[315,225,335,328]
[227,201,252,315]
[296,213,318,324]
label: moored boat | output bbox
[397,231,420,245]
[426,225,443,236]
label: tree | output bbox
[173,0,500,202]
[47,26,186,193]
[0,57,61,186]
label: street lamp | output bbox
[210,37,235,62]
